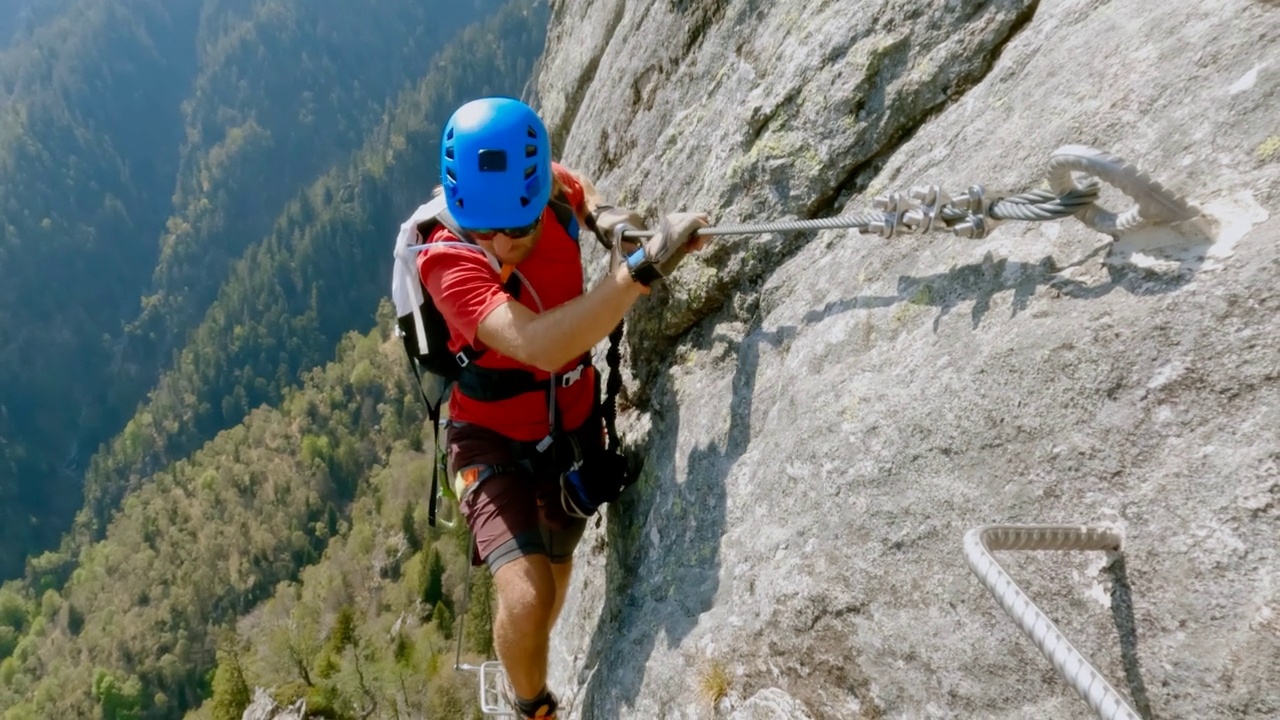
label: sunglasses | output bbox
[466,215,542,241]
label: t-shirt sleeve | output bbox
[418,230,511,347]
[552,162,586,212]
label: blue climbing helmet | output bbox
[440,97,552,231]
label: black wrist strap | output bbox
[626,250,664,287]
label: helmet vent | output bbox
[525,143,538,158]
[445,167,457,183]
[445,128,455,141]
[444,146,455,160]
[524,165,536,179]
[527,125,537,138]
[519,196,530,207]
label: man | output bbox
[417,96,708,719]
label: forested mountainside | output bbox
[75,0,548,545]
[0,0,532,580]
[2,314,494,719]
[1,0,548,715]
[0,0,203,579]
[112,0,509,445]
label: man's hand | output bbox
[624,212,710,287]
[591,206,645,251]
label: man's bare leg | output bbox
[548,559,573,629]
[492,554,557,700]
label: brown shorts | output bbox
[446,419,600,573]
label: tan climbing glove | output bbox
[590,205,646,252]
[623,212,710,287]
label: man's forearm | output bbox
[525,263,643,369]
[479,264,644,372]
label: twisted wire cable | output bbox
[607,145,1194,241]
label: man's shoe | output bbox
[500,675,558,719]
[521,701,557,720]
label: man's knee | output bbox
[493,554,558,624]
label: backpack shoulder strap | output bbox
[435,205,470,243]
[548,190,581,245]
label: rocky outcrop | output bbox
[241,688,307,720]
[538,0,1279,718]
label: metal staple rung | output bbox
[965,524,1140,720]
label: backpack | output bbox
[390,187,582,525]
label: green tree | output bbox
[91,669,142,720]
[0,626,17,660]
[425,669,479,720]
[401,503,422,554]
[0,589,27,632]
[432,601,454,641]
[421,548,445,611]
[392,631,414,667]
[327,605,357,656]
[210,648,251,720]
[464,571,495,657]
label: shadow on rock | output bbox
[808,226,1212,331]
[1108,552,1155,720]
[565,224,1201,716]
[571,326,791,717]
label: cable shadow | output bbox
[571,323,790,718]
[805,229,1209,331]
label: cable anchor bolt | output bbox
[865,192,911,238]
[900,184,951,234]
[950,184,1007,239]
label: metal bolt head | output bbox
[869,219,895,238]
[967,185,986,207]
[910,185,940,206]
[873,195,891,211]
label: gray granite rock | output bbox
[541,1,1280,718]
[241,688,307,720]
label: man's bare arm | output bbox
[475,263,643,372]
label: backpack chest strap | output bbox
[455,356,592,403]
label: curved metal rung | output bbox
[1047,145,1199,234]
[476,661,516,717]
[965,523,1140,720]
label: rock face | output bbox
[537,0,1279,719]
[241,688,307,720]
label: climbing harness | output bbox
[395,186,635,528]
[965,524,1141,720]
[617,145,1198,242]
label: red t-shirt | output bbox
[417,163,596,441]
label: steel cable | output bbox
[606,145,1193,242]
